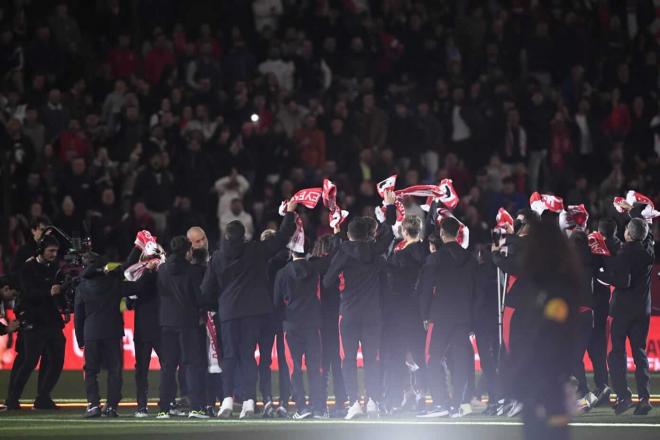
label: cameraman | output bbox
[5,236,65,410]
[10,217,50,274]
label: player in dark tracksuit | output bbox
[587,218,621,405]
[156,236,208,419]
[473,246,501,412]
[273,249,329,419]
[382,214,431,413]
[259,238,291,417]
[417,217,477,417]
[322,195,396,419]
[201,201,297,419]
[567,230,595,406]
[312,234,347,416]
[600,217,654,416]
[74,255,147,418]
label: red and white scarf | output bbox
[279,187,323,253]
[124,230,166,281]
[613,190,660,223]
[496,207,514,229]
[587,231,610,256]
[559,204,589,231]
[530,192,564,216]
[322,179,349,228]
[436,207,470,249]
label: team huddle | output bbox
[2,176,656,427]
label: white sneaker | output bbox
[239,399,255,419]
[218,397,233,419]
[507,400,523,417]
[451,403,473,418]
[366,398,379,418]
[344,401,364,420]
[584,392,598,408]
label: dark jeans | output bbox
[159,326,206,411]
[84,338,123,407]
[321,315,346,404]
[572,310,593,396]
[587,288,610,390]
[257,316,290,403]
[284,328,324,412]
[134,338,162,409]
[339,317,381,403]
[427,322,472,407]
[608,314,650,400]
[7,327,65,403]
[220,315,269,402]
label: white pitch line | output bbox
[0,418,659,428]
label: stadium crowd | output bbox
[0,1,658,439]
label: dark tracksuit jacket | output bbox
[156,254,206,411]
[417,241,478,406]
[588,234,621,390]
[200,212,296,401]
[274,258,328,411]
[321,204,396,402]
[74,263,145,407]
[600,231,654,400]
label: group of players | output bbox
[0,180,656,437]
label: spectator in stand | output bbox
[259,47,295,94]
[501,108,527,165]
[40,89,70,142]
[57,119,90,163]
[253,0,283,34]
[295,114,326,171]
[214,168,250,232]
[144,29,175,86]
[356,93,388,151]
[219,198,254,241]
[107,32,140,80]
[133,153,175,234]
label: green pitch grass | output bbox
[1,372,659,439]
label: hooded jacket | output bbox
[74,262,143,346]
[418,241,478,325]
[322,205,396,323]
[157,254,204,329]
[274,258,330,331]
[201,212,296,322]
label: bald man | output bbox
[187,227,209,251]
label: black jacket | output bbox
[322,205,396,323]
[570,231,593,310]
[602,238,655,318]
[274,258,329,331]
[418,241,478,325]
[492,234,527,308]
[126,270,159,341]
[266,249,290,322]
[158,255,204,329]
[201,212,296,322]
[18,258,63,329]
[74,265,144,346]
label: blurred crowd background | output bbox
[1,0,659,267]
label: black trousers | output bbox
[608,314,650,400]
[84,338,123,407]
[159,326,206,411]
[321,315,346,405]
[134,338,162,409]
[427,322,472,407]
[220,314,268,402]
[587,288,610,390]
[284,328,324,412]
[339,317,381,403]
[474,318,500,404]
[7,327,65,403]
[572,310,593,396]
[257,316,291,403]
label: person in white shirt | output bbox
[258,47,295,93]
[214,169,250,230]
[220,198,254,241]
[252,0,283,33]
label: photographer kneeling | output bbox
[4,236,65,410]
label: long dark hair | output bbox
[521,215,582,304]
